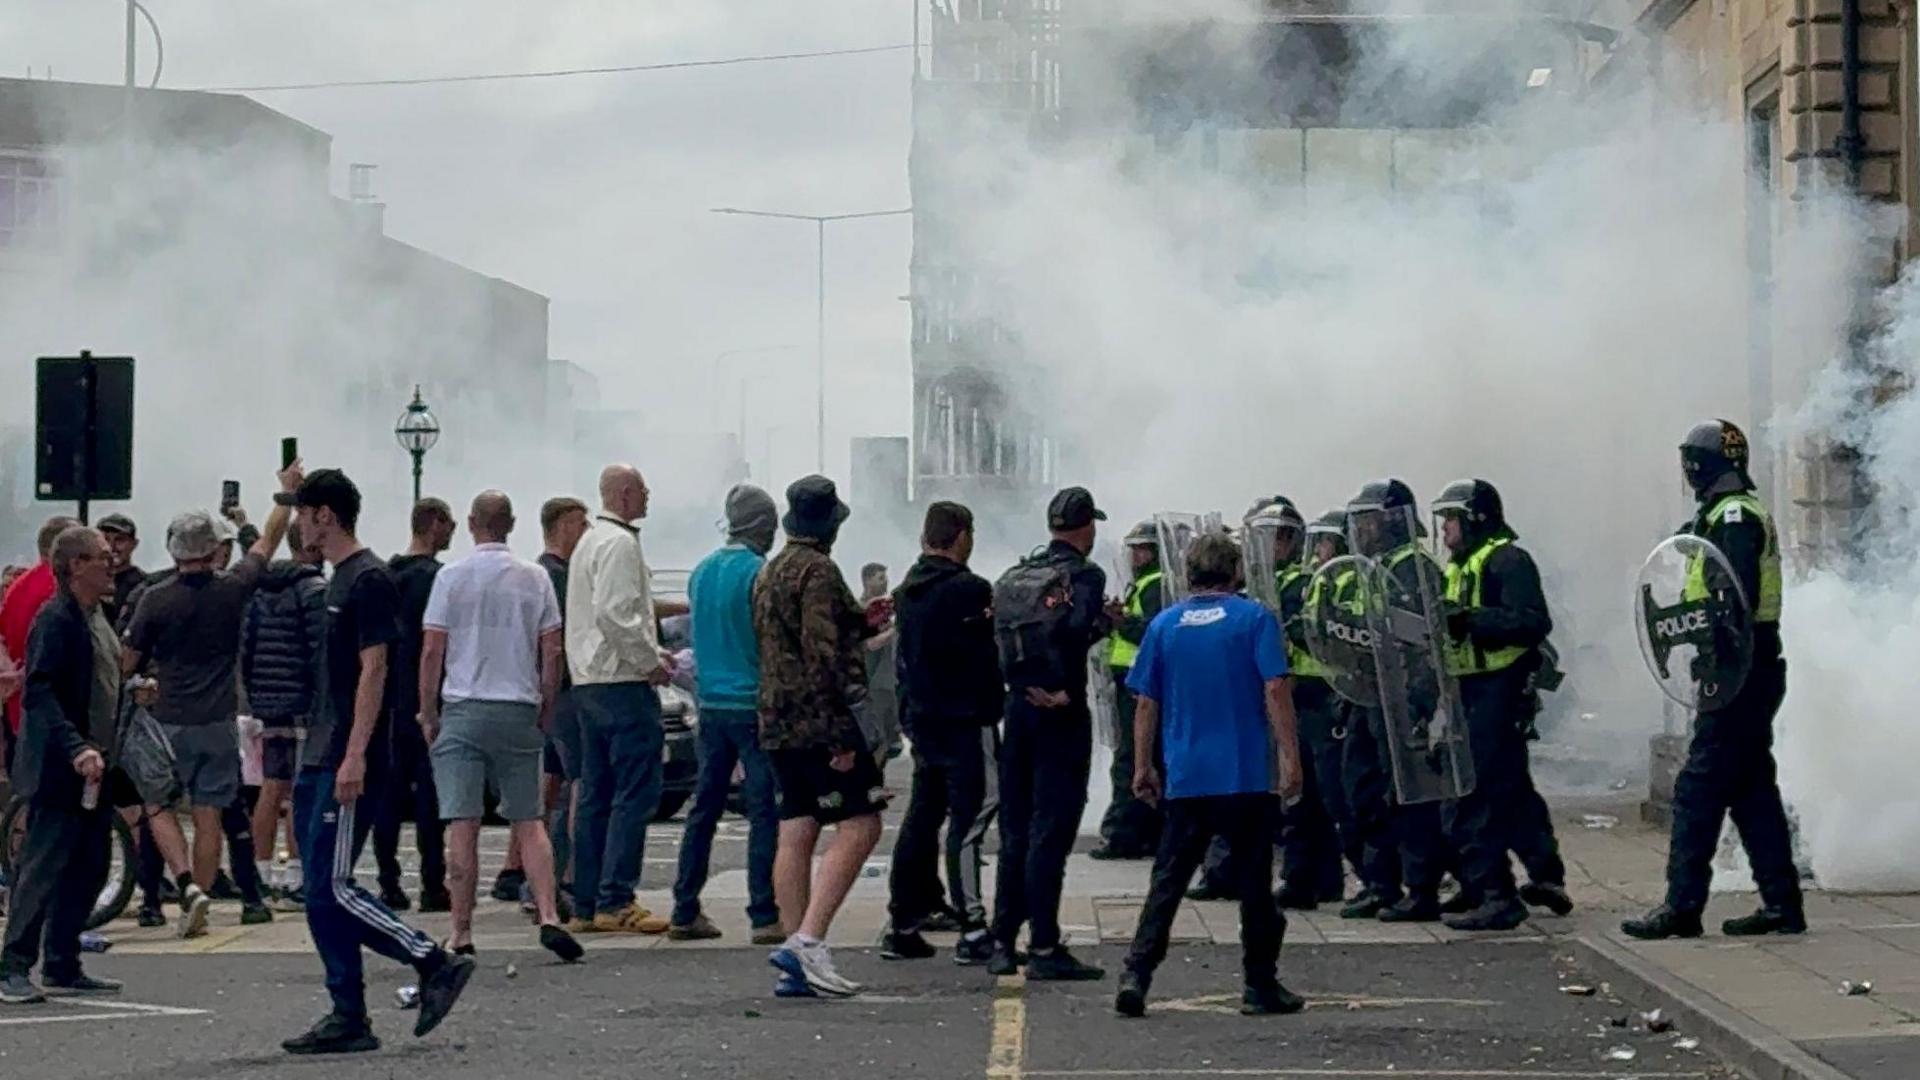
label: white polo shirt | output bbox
[422,543,562,706]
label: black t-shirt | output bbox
[538,552,571,690]
[123,555,267,728]
[105,564,146,627]
[385,553,441,723]
[307,548,403,771]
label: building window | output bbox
[0,154,62,249]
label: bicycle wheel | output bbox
[87,814,137,930]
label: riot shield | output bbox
[1635,534,1753,712]
[1303,554,1379,708]
[1350,506,1474,804]
[1153,512,1204,601]
[1242,516,1282,613]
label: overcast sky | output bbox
[4,0,917,483]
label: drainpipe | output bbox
[1840,0,1865,188]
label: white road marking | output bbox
[1021,1070,1708,1079]
[0,998,210,1026]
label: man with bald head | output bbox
[563,465,682,933]
[417,491,582,962]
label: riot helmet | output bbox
[1123,518,1160,573]
[1306,509,1349,566]
[1679,419,1752,498]
[1430,478,1508,556]
[1246,500,1305,566]
[1346,479,1421,557]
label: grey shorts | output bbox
[430,699,544,822]
[163,721,241,809]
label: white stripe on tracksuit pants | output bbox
[331,799,436,960]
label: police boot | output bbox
[1443,896,1528,932]
[1621,905,1704,941]
[1339,888,1396,920]
[1376,894,1440,923]
[1519,881,1575,917]
[1439,888,1480,915]
[1722,906,1807,937]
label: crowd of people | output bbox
[0,415,1806,1045]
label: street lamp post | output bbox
[393,385,441,506]
[710,206,911,473]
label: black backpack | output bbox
[992,548,1077,688]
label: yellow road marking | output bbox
[987,972,1027,1079]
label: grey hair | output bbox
[50,525,103,586]
[1187,531,1243,590]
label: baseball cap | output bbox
[166,510,222,562]
[96,513,137,540]
[1046,486,1106,531]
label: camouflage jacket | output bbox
[752,538,870,752]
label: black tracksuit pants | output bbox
[889,725,1000,932]
[2,802,110,981]
[1125,793,1287,989]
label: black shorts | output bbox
[770,744,889,825]
[261,719,301,783]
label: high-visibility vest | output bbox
[1684,493,1782,624]
[1108,569,1164,670]
[1443,536,1529,676]
[1279,566,1324,679]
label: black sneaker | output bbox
[209,870,241,901]
[1089,844,1150,862]
[450,943,476,957]
[540,924,585,963]
[380,884,413,912]
[282,1013,380,1055]
[1443,897,1529,932]
[1114,971,1149,1018]
[1340,889,1396,920]
[1273,885,1319,912]
[489,871,526,903]
[241,903,275,926]
[918,908,966,933]
[881,930,937,961]
[413,953,476,1038]
[0,974,45,1005]
[1378,895,1440,923]
[136,906,166,929]
[1242,981,1306,1016]
[417,888,452,914]
[1519,881,1575,917]
[1439,889,1480,915]
[986,943,1025,977]
[954,931,996,966]
[1723,906,1807,937]
[42,973,123,995]
[1621,905,1705,941]
[1027,947,1106,982]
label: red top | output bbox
[1,561,56,735]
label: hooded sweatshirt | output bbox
[689,485,777,712]
[894,553,1003,734]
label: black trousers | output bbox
[1279,678,1354,899]
[993,701,1091,952]
[2,801,111,981]
[1098,676,1162,855]
[1125,794,1287,988]
[1341,706,1401,897]
[373,715,445,896]
[889,725,1000,932]
[1666,659,1801,914]
[1446,670,1563,904]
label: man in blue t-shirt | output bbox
[1115,531,1306,1021]
[668,484,784,945]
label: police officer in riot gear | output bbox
[1275,507,1358,909]
[1343,480,1450,922]
[1624,421,1805,940]
[1093,521,1169,861]
[1430,479,1571,931]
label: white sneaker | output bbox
[797,941,860,997]
[178,885,211,940]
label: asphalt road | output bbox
[0,940,1740,1080]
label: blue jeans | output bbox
[571,682,664,917]
[295,767,438,1022]
[671,707,778,928]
